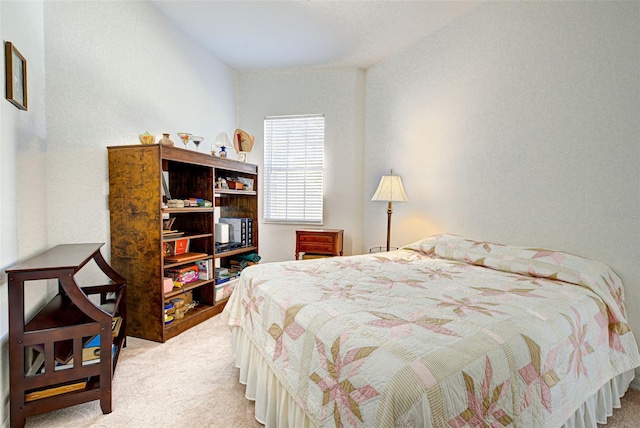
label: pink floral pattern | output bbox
[448,357,512,427]
[436,294,505,318]
[367,310,458,338]
[268,299,305,367]
[310,332,380,427]
[241,278,265,330]
[222,235,640,427]
[564,308,595,379]
[473,283,543,301]
[518,335,559,413]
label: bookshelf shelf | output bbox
[216,189,257,196]
[162,232,213,242]
[163,254,210,269]
[214,245,258,259]
[164,278,215,299]
[164,303,220,339]
[162,207,216,214]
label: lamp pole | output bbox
[386,201,393,252]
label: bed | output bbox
[221,234,640,427]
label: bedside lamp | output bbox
[371,169,408,252]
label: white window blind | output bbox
[264,114,325,224]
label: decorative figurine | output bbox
[159,133,174,147]
[139,131,155,145]
[234,129,255,153]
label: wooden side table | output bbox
[295,229,344,260]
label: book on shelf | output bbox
[31,317,122,374]
[214,267,240,285]
[165,264,199,285]
[196,259,213,280]
[164,252,207,263]
[25,380,88,402]
[53,341,118,372]
[37,345,109,373]
[214,242,243,253]
[112,316,123,337]
[162,230,184,239]
[77,334,100,361]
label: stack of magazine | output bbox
[29,316,123,375]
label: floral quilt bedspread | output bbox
[222,235,640,427]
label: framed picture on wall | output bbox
[5,41,27,111]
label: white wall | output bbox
[0,1,238,425]
[0,1,48,425]
[43,0,237,248]
[365,2,640,337]
[237,67,365,262]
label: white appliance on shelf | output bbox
[215,222,230,244]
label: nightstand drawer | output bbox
[299,234,334,244]
[299,242,334,253]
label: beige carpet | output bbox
[26,314,260,428]
[25,314,640,427]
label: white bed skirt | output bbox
[563,368,634,428]
[230,326,635,427]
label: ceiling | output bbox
[150,1,479,71]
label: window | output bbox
[264,114,325,224]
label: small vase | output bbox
[159,133,174,147]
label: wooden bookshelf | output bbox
[108,144,258,342]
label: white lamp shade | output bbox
[214,132,231,147]
[371,174,408,202]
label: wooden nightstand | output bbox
[295,229,344,260]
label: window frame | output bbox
[263,114,325,225]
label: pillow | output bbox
[404,234,632,346]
